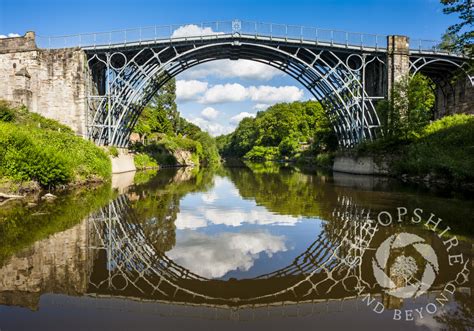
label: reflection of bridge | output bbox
[0,190,471,314]
[0,20,472,146]
[87,194,379,308]
[85,193,469,310]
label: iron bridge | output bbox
[39,20,472,147]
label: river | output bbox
[0,161,472,330]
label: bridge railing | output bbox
[34,20,450,54]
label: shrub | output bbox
[278,136,300,158]
[394,115,474,182]
[0,119,111,187]
[422,113,473,136]
[244,146,279,161]
[108,146,119,158]
[315,153,334,168]
[0,100,15,122]
[134,153,158,169]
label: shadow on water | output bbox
[0,162,472,330]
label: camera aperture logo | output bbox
[356,207,470,322]
[372,232,439,299]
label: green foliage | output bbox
[218,101,337,160]
[395,115,474,182]
[422,113,472,136]
[377,73,435,141]
[11,105,74,133]
[440,0,473,56]
[108,146,119,158]
[0,184,113,265]
[132,135,204,166]
[0,103,111,187]
[134,153,159,170]
[132,79,220,165]
[0,100,15,122]
[278,134,301,158]
[188,131,220,165]
[315,153,334,168]
[134,79,179,140]
[359,114,474,184]
[244,146,279,161]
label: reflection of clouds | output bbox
[167,230,287,278]
[175,206,299,229]
[201,192,218,204]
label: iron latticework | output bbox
[54,20,471,147]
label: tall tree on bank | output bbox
[134,78,179,140]
[440,0,473,56]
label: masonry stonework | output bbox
[0,220,93,310]
[0,33,89,136]
[435,76,474,118]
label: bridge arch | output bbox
[86,36,382,147]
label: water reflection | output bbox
[0,164,472,330]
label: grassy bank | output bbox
[0,101,111,191]
[356,114,474,187]
[132,133,219,170]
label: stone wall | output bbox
[0,33,89,136]
[435,76,474,118]
[0,220,92,310]
[333,155,390,176]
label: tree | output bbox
[133,78,178,140]
[440,0,473,56]
[215,100,337,158]
[376,73,435,140]
[150,78,179,132]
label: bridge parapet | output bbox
[32,20,458,57]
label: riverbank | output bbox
[333,114,474,193]
[0,101,111,196]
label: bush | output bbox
[134,153,158,169]
[0,119,111,187]
[108,146,119,158]
[278,136,300,158]
[244,146,279,161]
[422,113,473,136]
[0,100,15,122]
[315,153,334,168]
[394,115,474,182]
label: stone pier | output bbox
[0,32,89,136]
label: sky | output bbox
[0,0,459,136]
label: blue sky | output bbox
[0,0,458,135]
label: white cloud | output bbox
[248,85,304,104]
[176,80,208,102]
[186,116,233,137]
[167,230,287,278]
[198,83,304,105]
[201,192,218,204]
[175,204,300,230]
[200,83,248,104]
[253,103,269,111]
[200,106,219,120]
[230,112,256,124]
[171,24,219,38]
[0,33,20,38]
[181,59,283,81]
